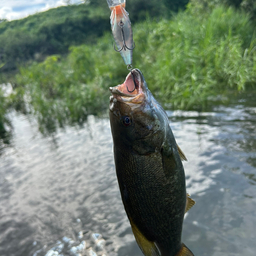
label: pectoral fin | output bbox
[130,220,160,256]
[185,193,195,213]
[176,243,194,256]
[177,145,187,161]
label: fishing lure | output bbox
[106,0,135,69]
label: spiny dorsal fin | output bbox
[177,145,187,161]
[176,243,194,256]
[185,193,195,213]
[130,219,160,256]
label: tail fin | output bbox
[176,243,194,256]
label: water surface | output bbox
[0,96,255,256]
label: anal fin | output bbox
[130,219,160,256]
[185,193,195,213]
[177,145,187,161]
[176,243,194,256]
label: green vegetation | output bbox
[1,1,256,135]
[15,5,256,113]
[14,39,125,133]
[163,0,189,12]
[135,5,256,109]
[191,0,256,20]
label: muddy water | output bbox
[0,97,255,256]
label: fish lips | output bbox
[109,69,146,111]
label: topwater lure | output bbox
[106,0,135,69]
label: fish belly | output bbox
[114,148,186,255]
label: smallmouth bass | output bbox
[109,69,195,256]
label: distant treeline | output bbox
[0,3,109,73]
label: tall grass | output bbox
[14,4,256,132]
[133,5,256,109]
[15,41,126,133]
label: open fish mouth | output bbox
[109,69,142,100]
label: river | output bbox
[0,93,255,256]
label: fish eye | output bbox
[122,116,132,126]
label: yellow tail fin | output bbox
[177,145,187,161]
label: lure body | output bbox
[107,0,134,67]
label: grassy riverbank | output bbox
[15,5,256,112]
[1,2,256,134]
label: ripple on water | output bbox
[0,101,256,256]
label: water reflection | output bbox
[170,102,256,255]
[0,115,12,155]
[0,84,13,155]
[0,129,11,155]
[0,93,256,256]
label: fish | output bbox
[109,69,195,256]
[108,2,134,67]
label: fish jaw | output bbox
[109,69,147,113]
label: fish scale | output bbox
[109,69,195,256]
[117,150,185,254]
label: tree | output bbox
[226,0,243,8]
[163,0,189,12]
[241,0,256,20]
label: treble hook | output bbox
[126,69,137,93]
[114,20,135,52]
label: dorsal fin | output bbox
[185,193,195,213]
[177,145,187,161]
[130,219,160,256]
[176,243,194,256]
